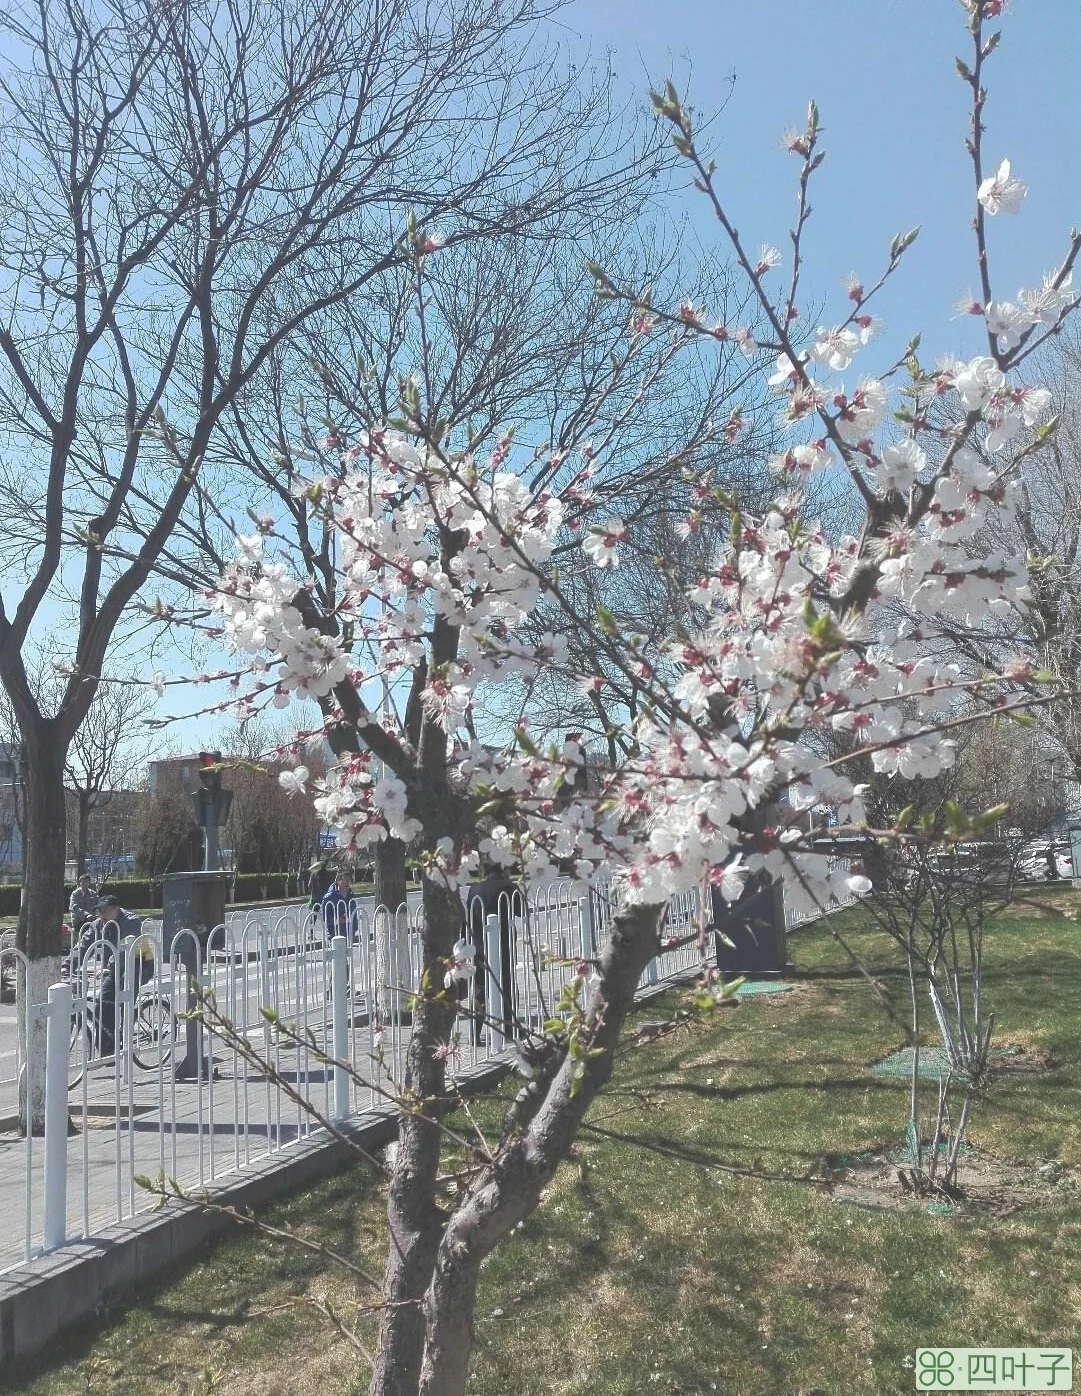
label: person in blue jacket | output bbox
[321,871,359,942]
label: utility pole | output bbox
[168,752,233,1081]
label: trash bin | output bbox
[710,873,790,977]
[462,876,523,1042]
[159,871,231,1079]
[159,870,231,957]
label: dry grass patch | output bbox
[6,902,1080,1396]
[829,1146,1077,1216]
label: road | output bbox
[0,892,425,1118]
[0,999,18,1113]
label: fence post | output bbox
[331,934,349,1124]
[579,888,596,959]
[484,914,504,1056]
[118,937,134,1087]
[43,980,71,1252]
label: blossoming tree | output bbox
[198,4,1077,1390]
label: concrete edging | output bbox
[0,1059,508,1369]
[0,974,693,1370]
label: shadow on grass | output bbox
[2,1160,380,1389]
[657,1074,901,1103]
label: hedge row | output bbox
[229,873,294,902]
[0,872,303,918]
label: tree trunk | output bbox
[369,876,462,1396]
[16,745,28,943]
[375,835,408,910]
[76,792,90,879]
[16,724,67,1135]
[414,901,666,1396]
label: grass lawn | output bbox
[4,889,1079,1396]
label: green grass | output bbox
[5,890,1080,1396]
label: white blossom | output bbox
[809,326,860,373]
[713,856,749,904]
[977,158,1028,216]
[1019,272,1075,325]
[984,300,1032,351]
[582,520,627,568]
[444,937,476,989]
[279,765,309,796]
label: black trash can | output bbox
[710,873,790,977]
[462,876,523,1042]
[159,871,232,1078]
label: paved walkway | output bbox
[0,1005,403,1274]
[0,943,581,1275]
[0,886,693,1279]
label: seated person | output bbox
[81,894,153,1056]
[69,874,98,935]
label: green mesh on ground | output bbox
[829,1135,972,1171]
[730,979,795,999]
[870,1044,1020,1081]
[835,1195,958,1216]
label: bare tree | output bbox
[895,327,1081,804]
[64,682,154,877]
[981,336,1081,781]
[0,0,667,1127]
[864,795,1023,1197]
[132,773,201,883]
[218,720,324,894]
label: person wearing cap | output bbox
[77,893,142,959]
[69,874,98,935]
[80,894,153,1056]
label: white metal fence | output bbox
[0,873,837,1275]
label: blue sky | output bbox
[121,1,1081,751]
[564,0,1080,364]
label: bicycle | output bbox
[68,981,180,1089]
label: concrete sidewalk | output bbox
[0,1034,353,1274]
[0,1104,408,1368]
[0,1041,515,1368]
[0,966,515,1277]
[0,958,696,1369]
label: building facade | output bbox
[0,742,22,879]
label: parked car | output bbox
[924,842,1012,883]
[1017,842,1073,882]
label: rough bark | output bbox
[414,900,666,1396]
[75,791,91,879]
[369,876,462,1396]
[15,724,67,1133]
[376,835,409,914]
[16,955,61,1137]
